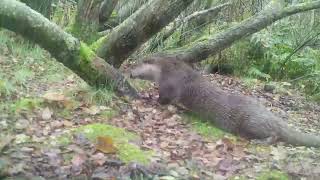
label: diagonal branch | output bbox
[95,0,195,68]
[155,0,320,63]
[145,2,231,52]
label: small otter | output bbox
[130,56,320,147]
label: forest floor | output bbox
[1,30,320,180]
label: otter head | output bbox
[129,60,161,83]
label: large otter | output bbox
[130,56,320,147]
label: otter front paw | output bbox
[158,96,171,105]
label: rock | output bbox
[169,170,179,177]
[15,119,29,130]
[176,167,189,176]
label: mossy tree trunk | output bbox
[20,0,53,18]
[102,0,148,30]
[0,0,137,97]
[95,0,195,68]
[73,0,118,43]
[154,0,320,63]
[99,0,119,27]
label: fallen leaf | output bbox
[96,136,117,154]
[63,120,73,127]
[84,105,100,115]
[43,92,66,102]
[41,107,52,120]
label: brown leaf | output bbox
[96,136,117,154]
[43,92,66,102]
[83,105,100,115]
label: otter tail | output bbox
[278,124,320,147]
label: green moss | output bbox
[90,36,108,52]
[11,98,42,113]
[74,123,153,165]
[79,42,95,61]
[257,170,289,180]
[100,109,118,119]
[182,112,233,140]
[57,109,73,119]
[56,133,72,146]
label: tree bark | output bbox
[72,0,104,43]
[155,0,320,63]
[72,0,118,43]
[99,0,118,24]
[0,0,137,98]
[95,0,194,68]
[145,2,231,53]
[102,0,148,30]
[20,0,52,18]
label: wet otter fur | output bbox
[130,56,320,147]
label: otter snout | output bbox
[128,63,161,83]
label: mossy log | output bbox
[0,0,137,97]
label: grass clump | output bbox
[256,170,289,180]
[11,98,42,114]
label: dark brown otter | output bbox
[130,56,320,147]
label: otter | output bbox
[130,56,320,147]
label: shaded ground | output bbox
[1,30,320,180]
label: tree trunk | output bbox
[0,0,137,98]
[72,0,118,43]
[95,0,195,68]
[20,0,53,18]
[155,0,320,63]
[145,2,231,53]
[99,0,119,25]
[102,0,148,30]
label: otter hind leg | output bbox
[158,83,178,105]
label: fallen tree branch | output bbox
[155,0,320,63]
[145,2,231,52]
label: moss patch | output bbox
[79,42,95,61]
[257,170,289,180]
[182,112,234,140]
[74,123,153,165]
[11,98,43,113]
[90,36,108,52]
